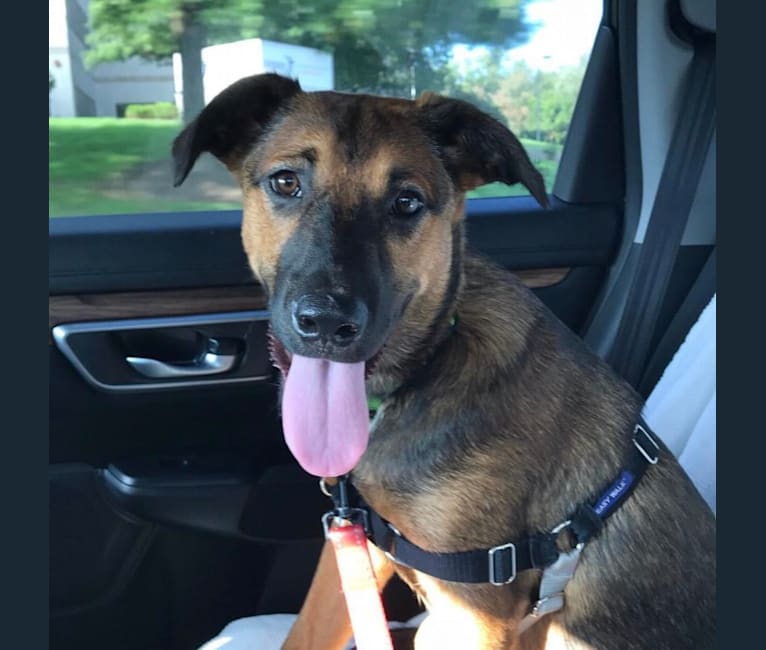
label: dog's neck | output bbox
[365,222,465,400]
[366,306,460,401]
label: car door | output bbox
[49,1,628,648]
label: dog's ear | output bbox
[416,93,549,208]
[172,73,302,186]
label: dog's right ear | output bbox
[416,92,549,208]
[172,73,302,186]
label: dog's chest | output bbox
[352,405,519,553]
[352,408,451,543]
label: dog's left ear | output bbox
[172,73,302,186]
[416,93,549,208]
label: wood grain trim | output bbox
[49,285,269,330]
[48,268,570,330]
[513,267,570,288]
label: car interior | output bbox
[48,0,715,648]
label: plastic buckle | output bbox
[529,593,565,618]
[488,542,517,585]
[633,423,659,464]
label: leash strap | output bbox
[326,518,394,650]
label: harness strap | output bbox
[368,509,558,584]
[328,418,659,587]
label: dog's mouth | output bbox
[267,328,384,380]
[268,328,385,478]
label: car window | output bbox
[49,0,602,218]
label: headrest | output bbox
[680,0,715,33]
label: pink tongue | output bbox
[281,355,369,477]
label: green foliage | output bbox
[253,0,531,97]
[445,50,588,145]
[86,0,181,64]
[124,102,180,119]
[86,0,533,97]
[85,0,262,64]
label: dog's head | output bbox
[174,73,547,476]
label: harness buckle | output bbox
[529,592,565,618]
[633,423,659,464]
[551,518,585,551]
[488,542,517,585]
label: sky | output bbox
[455,0,603,72]
[508,0,603,69]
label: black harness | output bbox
[323,418,660,586]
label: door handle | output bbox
[126,338,241,379]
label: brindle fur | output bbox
[174,74,715,650]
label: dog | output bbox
[173,73,716,650]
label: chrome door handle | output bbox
[126,338,241,379]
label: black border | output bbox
[717,1,759,646]
[4,2,48,648]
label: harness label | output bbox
[593,470,635,517]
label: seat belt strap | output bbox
[638,247,716,397]
[608,35,715,387]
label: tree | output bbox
[85,0,535,122]
[249,0,534,98]
[533,59,588,144]
[448,53,590,145]
[86,0,264,121]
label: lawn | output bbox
[49,118,241,217]
[49,118,561,216]
[49,118,179,183]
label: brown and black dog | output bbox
[173,73,715,650]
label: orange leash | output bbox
[326,517,394,650]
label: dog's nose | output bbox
[292,294,367,347]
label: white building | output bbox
[173,38,334,113]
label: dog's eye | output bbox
[392,190,424,217]
[269,171,302,198]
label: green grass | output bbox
[468,183,528,199]
[520,137,562,159]
[49,117,179,183]
[50,191,241,218]
[49,119,561,217]
[49,118,241,217]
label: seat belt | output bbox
[637,246,715,398]
[607,35,715,388]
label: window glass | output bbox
[49,0,602,217]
